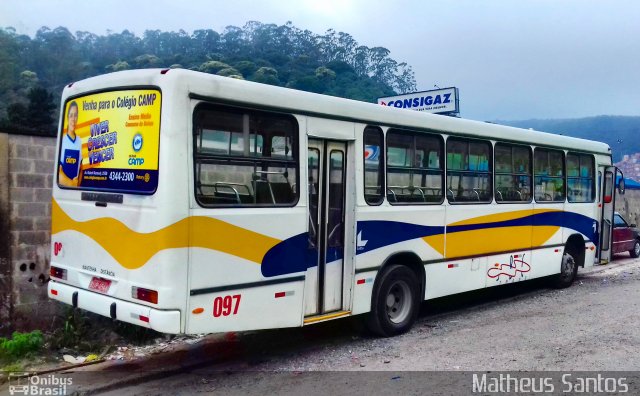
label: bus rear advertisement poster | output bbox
[57,89,161,194]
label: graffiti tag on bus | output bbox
[488,254,531,282]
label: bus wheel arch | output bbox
[366,252,424,337]
[565,234,586,268]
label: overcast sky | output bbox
[2,0,639,121]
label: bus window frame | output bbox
[192,102,300,208]
[446,136,493,204]
[363,126,385,206]
[494,142,533,204]
[385,128,444,206]
[566,152,595,203]
[533,147,566,203]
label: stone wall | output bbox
[0,134,11,335]
[1,132,58,335]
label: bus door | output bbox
[305,139,350,316]
[599,166,623,263]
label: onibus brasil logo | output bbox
[7,372,72,395]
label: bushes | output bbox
[0,330,43,362]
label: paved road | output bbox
[4,257,639,395]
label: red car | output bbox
[613,212,640,258]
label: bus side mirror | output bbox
[618,178,625,195]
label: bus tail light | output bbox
[132,287,158,304]
[50,266,67,280]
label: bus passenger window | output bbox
[446,138,492,203]
[193,104,299,207]
[534,148,565,202]
[567,153,595,203]
[386,129,443,204]
[495,143,532,203]
[363,126,384,205]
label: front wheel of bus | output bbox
[553,251,578,288]
[367,265,419,337]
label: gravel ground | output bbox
[94,257,640,395]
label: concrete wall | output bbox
[616,189,640,227]
[1,132,58,334]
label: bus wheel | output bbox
[553,250,578,288]
[367,265,419,337]
[630,240,640,258]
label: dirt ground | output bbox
[2,257,639,395]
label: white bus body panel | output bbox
[49,69,613,335]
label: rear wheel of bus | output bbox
[553,250,578,288]
[367,265,419,337]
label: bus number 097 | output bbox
[213,294,241,317]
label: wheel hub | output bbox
[386,280,412,324]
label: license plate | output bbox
[89,277,111,294]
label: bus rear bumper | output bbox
[48,280,181,334]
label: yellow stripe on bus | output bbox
[444,225,558,258]
[447,208,560,226]
[51,199,281,269]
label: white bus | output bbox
[49,69,622,336]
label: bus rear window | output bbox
[57,89,161,194]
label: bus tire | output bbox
[553,250,578,288]
[630,240,640,258]
[366,265,419,337]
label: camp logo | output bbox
[132,133,143,152]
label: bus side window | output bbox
[363,126,384,205]
[386,128,443,205]
[193,104,299,207]
[446,137,492,203]
[567,152,595,203]
[495,143,532,203]
[534,148,565,203]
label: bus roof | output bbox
[62,68,611,155]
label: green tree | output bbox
[19,70,38,88]
[6,102,28,127]
[105,60,131,72]
[232,60,256,77]
[253,67,280,86]
[217,67,243,79]
[133,54,161,68]
[315,66,336,81]
[26,86,56,134]
[199,60,232,74]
